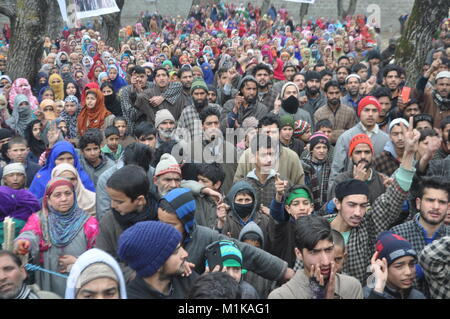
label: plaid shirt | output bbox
[177,104,222,139]
[418,236,450,299]
[374,150,400,177]
[243,170,286,208]
[390,214,450,297]
[329,178,408,283]
[120,82,182,134]
[314,104,358,144]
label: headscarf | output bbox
[107,65,128,93]
[0,186,40,222]
[77,88,111,136]
[51,163,96,217]
[41,178,89,248]
[64,79,81,100]
[24,119,46,159]
[8,78,39,110]
[5,94,33,136]
[56,51,70,68]
[82,56,94,73]
[61,95,80,139]
[29,141,95,200]
[97,72,108,87]
[0,93,9,127]
[34,72,49,95]
[80,82,100,107]
[37,87,55,104]
[40,99,57,121]
[48,73,65,100]
[87,64,106,82]
[200,62,215,85]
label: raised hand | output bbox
[14,240,30,255]
[370,251,388,294]
[403,116,420,154]
[275,173,288,202]
[353,162,369,181]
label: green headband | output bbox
[286,189,311,206]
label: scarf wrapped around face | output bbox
[48,74,65,100]
[40,178,88,248]
[8,78,39,110]
[60,95,80,139]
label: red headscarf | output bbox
[77,88,111,136]
[81,82,100,106]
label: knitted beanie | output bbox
[335,179,369,199]
[309,133,330,150]
[357,96,381,117]
[279,114,295,129]
[117,221,182,278]
[388,118,409,133]
[294,120,311,138]
[375,231,417,266]
[280,82,299,100]
[305,71,321,82]
[75,263,118,293]
[190,78,208,94]
[155,109,175,129]
[2,162,26,177]
[161,188,196,237]
[348,133,374,157]
[154,153,181,177]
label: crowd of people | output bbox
[0,1,449,300]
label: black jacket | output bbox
[126,273,199,299]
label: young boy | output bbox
[238,222,276,298]
[205,240,259,299]
[113,117,136,148]
[331,229,347,274]
[196,163,225,194]
[364,231,425,299]
[78,128,115,187]
[101,126,122,162]
[268,183,315,269]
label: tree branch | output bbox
[0,1,16,18]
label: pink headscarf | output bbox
[9,78,39,111]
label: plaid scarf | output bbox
[303,153,331,211]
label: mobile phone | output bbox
[205,242,223,271]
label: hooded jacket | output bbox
[65,248,127,299]
[222,180,270,245]
[239,221,277,299]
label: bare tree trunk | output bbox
[337,0,358,20]
[261,0,271,16]
[101,0,125,50]
[45,0,64,40]
[395,0,449,87]
[0,0,49,83]
[299,3,310,26]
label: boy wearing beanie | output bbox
[118,221,198,299]
[364,231,425,299]
[302,133,332,211]
[157,188,296,285]
[328,133,387,210]
[328,117,419,283]
[329,96,389,184]
[205,240,259,299]
[374,118,410,177]
[279,114,305,159]
[1,162,27,190]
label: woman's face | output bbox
[32,122,42,140]
[42,90,55,100]
[51,77,62,87]
[55,102,64,116]
[66,83,77,96]
[108,68,118,80]
[65,101,77,116]
[85,93,97,109]
[47,185,74,213]
[57,120,68,135]
[75,72,84,81]
[55,152,75,166]
[39,77,47,86]
[94,67,102,79]
[61,66,70,74]
[102,86,113,96]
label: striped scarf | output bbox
[41,201,88,248]
[303,153,331,212]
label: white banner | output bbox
[284,0,316,4]
[74,0,120,19]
